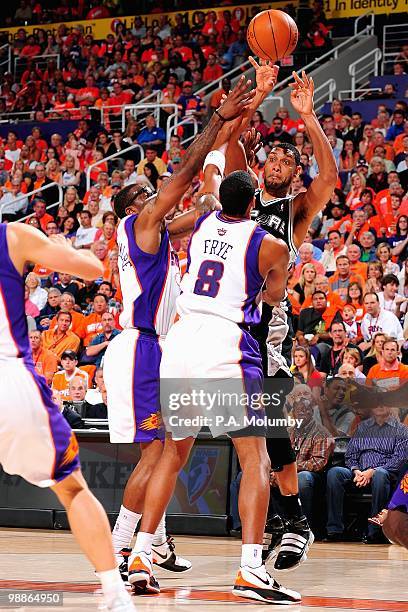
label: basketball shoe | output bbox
[274,516,314,572]
[152,536,192,572]
[262,514,285,563]
[128,552,160,594]
[232,564,301,604]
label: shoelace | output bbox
[279,532,308,554]
[166,535,175,552]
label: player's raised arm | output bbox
[289,71,338,244]
[138,76,255,232]
[8,223,104,280]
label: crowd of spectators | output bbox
[0,5,406,541]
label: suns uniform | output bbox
[103,214,180,443]
[160,211,268,438]
[0,224,79,487]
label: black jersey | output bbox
[250,189,298,266]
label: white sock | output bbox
[241,544,263,569]
[97,568,127,605]
[134,531,155,556]
[112,505,141,554]
[152,514,167,547]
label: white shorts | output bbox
[0,359,80,487]
[160,314,264,439]
[104,328,164,444]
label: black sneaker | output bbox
[152,536,192,572]
[274,516,314,572]
[116,547,131,582]
[262,514,285,564]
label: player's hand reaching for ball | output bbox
[217,75,256,120]
[248,56,279,94]
[289,70,314,117]
[242,128,261,168]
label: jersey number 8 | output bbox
[193,260,224,298]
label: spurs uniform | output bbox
[0,223,80,486]
[103,214,180,443]
[160,211,268,439]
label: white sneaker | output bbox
[232,564,301,604]
[128,551,160,594]
[152,536,192,572]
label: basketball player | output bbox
[235,63,338,571]
[128,169,302,605]
[0,225,134,612]
[102,78,257,588]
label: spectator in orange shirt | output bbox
[42,311,81,361]
[81,293,108,346]
[346,244,368,280]
[52,350,90,400]
[301,274,344,312]
[28,198,54,232]
[49,292,85,337]
[203,54,223,83]
[209,77,231,116]
[29,329,58,385]
[329,255,365,302]
[367,337,408,390]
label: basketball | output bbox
[247,9,299,62]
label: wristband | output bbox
[203,150,226,177]
[215,108,226,121]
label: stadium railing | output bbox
[0,181,63,223]
[348,48,382,100]
[86,143,144,191]
[167,116,199,147]
[314,79,336,110]
[14,53,60,80]
[382,23,408,74]
[0,43,11,74]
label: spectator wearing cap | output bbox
[86,311,120,367]
[137,146,167,177]
[136,115,166,150]
[52,350,90,400]
[42,311,81,362]
[29,329,58,385]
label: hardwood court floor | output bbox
[0,529,407,611]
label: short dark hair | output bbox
[328,229,341,238]
[80,210,92,218]
[112,183,144,219]
[382,273,399,288]
[363,291,379,302]
[219,171,255,217]
[57,310,72,322]
[330,320,346,332]
[99,281,113,290]
[94,293,108,303]
[270,142,301,166]
[312,290,326,299]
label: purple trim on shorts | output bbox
[242,225,267,325]
[125,215,171,332]
[186,211,212,275]
[132,332,164,443]
[0,224,80,483]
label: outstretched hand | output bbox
[242,128,261,168]
[248,56,279,94]
[289,70,314,116]
[217,75,256,120]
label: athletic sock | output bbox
[241,544,263,568]
[279,494,306,522]
[152,514,167,547]
[97,568,127,606]
[134,531,155,556]
[112,505,141,554]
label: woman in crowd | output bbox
[292,263,317,305]
[345,172,366,208]
[331,99,345,128]
[291,346,324,397]
[61,155,81,187]
[143,162,159,191]
[61,215,79,239]
[25,272,48,310]
[63,186,83,216]
[358,124,376,157]
[346,281,365,321]
[250,111,269,141]
[365,261,384,293]
[376,242,400,276]
[45,158,61,184]
[362,332,386,375]
[398,258,408,298]
[339,138,359,173]
[390,215,408,262]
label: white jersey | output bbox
[117,214,180,336]
[178,211,268,325]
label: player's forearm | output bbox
[302,112,337,182]
[179,113,225,179]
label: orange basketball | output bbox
[247,10,298,63]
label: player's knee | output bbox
[163,441,191,471]
[52,469,88,509]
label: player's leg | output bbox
[231,436,301,605]
[51,469,133,610]
[127,436,195,593]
